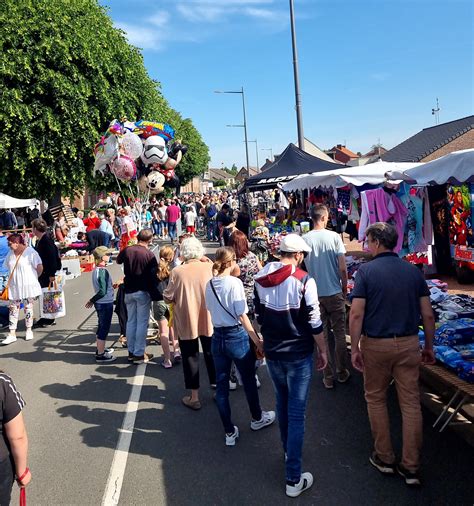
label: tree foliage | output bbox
[0,0,209,200]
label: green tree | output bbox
[0,0,208,200]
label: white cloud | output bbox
[149,11,171,28]
[116,22,166,50]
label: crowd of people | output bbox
[0,189,438,500]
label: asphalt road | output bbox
[2,239,473,506]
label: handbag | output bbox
[0,251,23,301]
[39,281,66,319]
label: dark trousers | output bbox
[179,336,216,389]
[0,457,14,506]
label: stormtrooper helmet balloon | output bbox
[141,135,168,166]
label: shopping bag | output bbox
[39,283,66,319]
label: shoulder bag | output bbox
[209,280,239,324]
[0,251,23,301]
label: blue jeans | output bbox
[207,220,217,241]
[168,222,177,240]
[94,302,114,341]
[124,291,151,357]
[154,221,163,236]
[212,326,262,433]
[267,355,313,483]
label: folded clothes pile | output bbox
[431,294,474,321]
[434,345,474,383]
[419,312,474,383]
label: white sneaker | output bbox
[250,410,276,431]
[25,330,34,341]
[286,472,314,498]
[225,426,239,446]
[229,380,237,391]
[1,334,17,345]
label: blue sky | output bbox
[101,0,473,169]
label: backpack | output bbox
[207,204,217,219]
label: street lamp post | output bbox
[214,87,250,177]
[289,0,305,151]
[261,147,273,161]
[247,139,259,170]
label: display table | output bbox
[421,364,474,433]
[60,257,81,279]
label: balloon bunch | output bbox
[93,119,188,195]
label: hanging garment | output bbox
[358,188,408,252]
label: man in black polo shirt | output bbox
[349,222,435,487]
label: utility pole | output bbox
[289,0,305,151]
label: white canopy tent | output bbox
[385,149,474,185]
[282,160,423,192]
[0,192,38,209]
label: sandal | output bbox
[182,396,201,410]
[160,360,173,369]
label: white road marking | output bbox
[102,363,147,505]
[102,240,161,504]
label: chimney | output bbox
[337,144,343,149]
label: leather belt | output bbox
[365,333,416,339]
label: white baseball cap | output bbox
[279,234,311,253]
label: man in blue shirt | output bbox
[303,204,350,389]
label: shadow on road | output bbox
[39,347,474,506]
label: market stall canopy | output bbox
[385,149,474,185]
[282,160,422,192]
[0,192,38,209]
[242,143,347,192]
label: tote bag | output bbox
[39,282,66,319]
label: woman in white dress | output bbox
[2,234,43,345]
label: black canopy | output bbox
[242,143,346,192]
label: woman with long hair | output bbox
[154,245,181,368]
[205,247,275,446]
[1,234,43,345]
[229,230,262,320]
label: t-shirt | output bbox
[4,247,42,300]
[91,267,114,304]
[158,206,167,220]
[205,276,248,328]
[120,216,136,235]
[351,252,431,337]
[216,211,232,227]
[0,373,25,461]
[185,210,197,226]
[166,205,181,223]
[116,244,158,293]
[0,237,9,275]
[303,229,346,297]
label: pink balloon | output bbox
[110,155,136,181]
